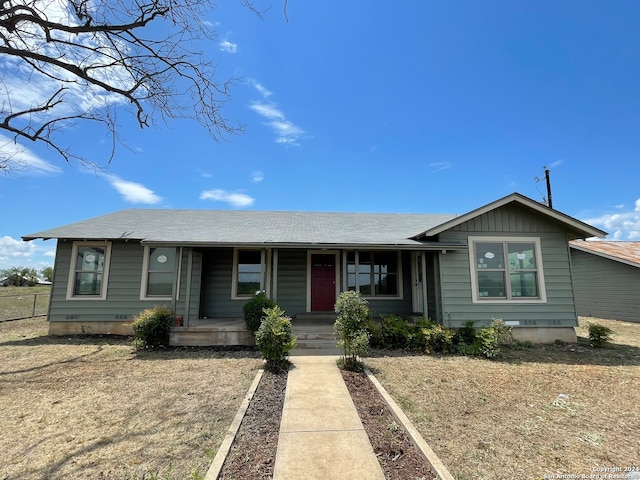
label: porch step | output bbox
[291,314,339,355]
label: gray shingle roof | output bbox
[23,209,458,246]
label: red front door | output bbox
[311,254,336,311]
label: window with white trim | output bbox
[469,237,546,303]
[141,246,177,299]
[232,249,269,298]
[347,251,401,297]
[67,242,111,300]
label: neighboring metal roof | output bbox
[414,192,607,240]
[570,241,640,269]
[22,209,459,247]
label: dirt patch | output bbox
[342,369,436,480]
[366,317,640,480]
[219,369,288,479]
[0,317,262,479]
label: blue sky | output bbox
[2,0,640,271]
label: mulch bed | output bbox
[219,364,436,480]
[218,368,288,480]
[342,369,436,480]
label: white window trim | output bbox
[140,245,177,301]
[345,250,404,300]
[231,248,271,300]
[468,236,547,304]
[66,241,112,300]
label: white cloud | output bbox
[219,40,237,53]
[1,134,61,175]
[248,82,305,146]
[106,175,162,204]
[250,103,285,120]
[583,198,640,240]
[0,236,36,268]
[251,80,273,98]
[251,171,264,183]
[429,161,451,173]
[199,189,254,207]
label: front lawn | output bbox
[0,317,262,479]
[366,317,640,480]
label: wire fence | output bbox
[0,293,50,321]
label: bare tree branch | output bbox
[0,0,252,170]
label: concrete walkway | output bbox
[272,356,385,480]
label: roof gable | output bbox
[413,193,607,240]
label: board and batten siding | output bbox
[571,249,640,322]
[437,204,578,329]
[274,249,307,315]
[49,240,185,324]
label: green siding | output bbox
[200,248,242,317]
[438,204,577,328]
[275,249,307,315]
[571,249,640,322]
[366,251,413,316]
[49,241,177,323]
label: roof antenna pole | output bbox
[544,166,553,209]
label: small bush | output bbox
[255,305,296,369]
[131,305,174,350]
[474,319,513,358]
[588,323,613,348]
[365,318,383,348]
[407,317,434,350]
[334,291,371,370]
[380,314,411,349]
[243,291,276,334]
[422,324,456,354]
[456,320,477,346]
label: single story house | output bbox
[23,192,606,344]
[569,240,640,323]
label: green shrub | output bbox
[243,291,276,334]
[131,305,174,350]
[255,305,296,369]
[334,290,371,370]
[407,317,434,350]
[365,318,384,348]
[588,323,613,348]
[456,320,476,346]
[473,319,513,358]
[380,314,411,349]
[422,324,456,354]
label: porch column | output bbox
[421,252,428,318]
[184,248,193,327]
[272,248,279,303]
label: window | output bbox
[67,242,111,300]
[469,237,546,303]
[232,249,270,298]
[141,247,177,299]
[347,251,401,297]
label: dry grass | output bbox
[0,317,262,480]
[366,317,640,480]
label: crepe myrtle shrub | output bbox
[131,305,174,350]
[243,291,277,334]
[334,290,371,371]
[255,305,297,370]
[588,323,613,348]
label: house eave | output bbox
[140,240,468,251]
